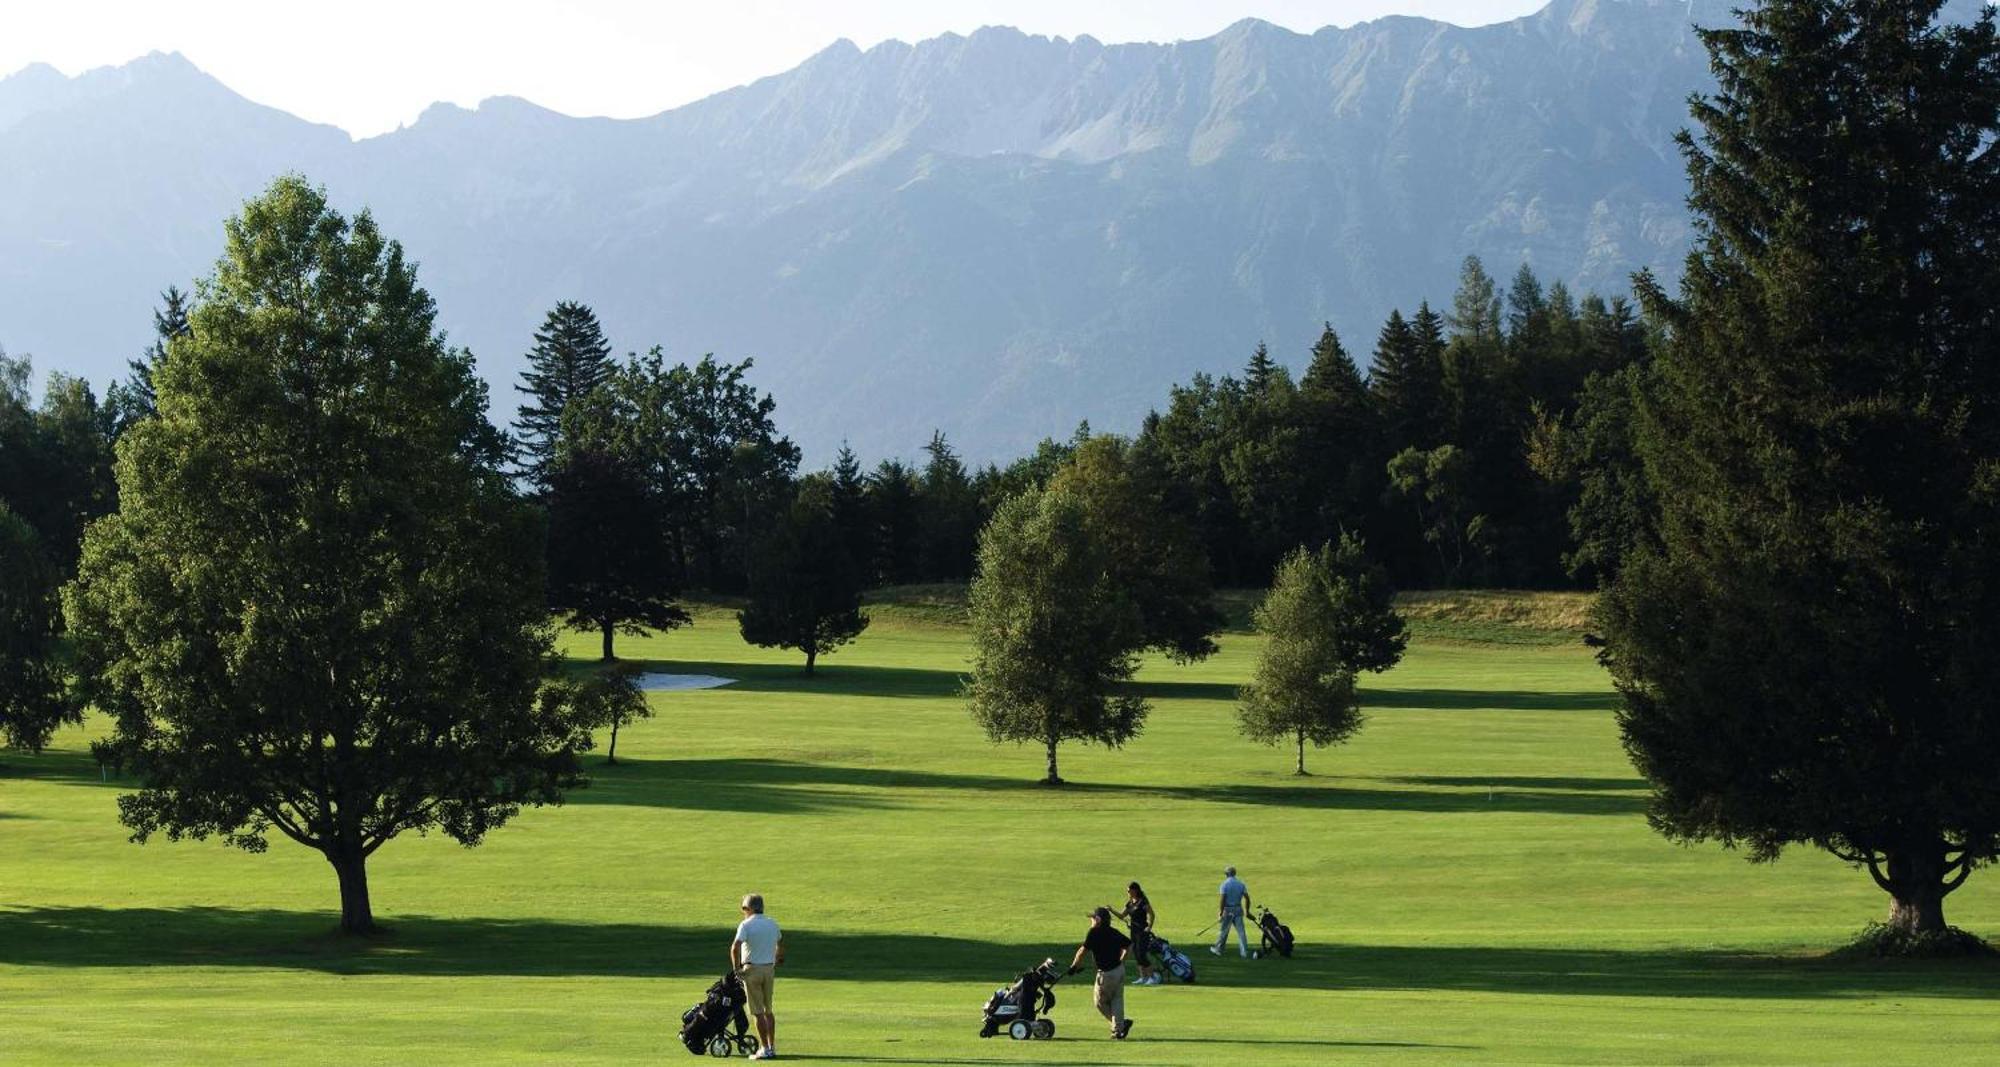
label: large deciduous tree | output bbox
[64,177,595,936]
[1238,535,1406,774]
[1599,0,2000,949]
[966,485,1147,785]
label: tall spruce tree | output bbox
[1299,323,1379,537]
[107,285,191,434]
[828,443,874,583]
[514,301,614,489]
[1599,0,2000,948]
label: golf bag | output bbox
[978,957,1064,1040]
[1151,933,1196,983]
[679,972,758,1058]
[1256,906,1295,957]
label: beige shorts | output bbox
[741,963,775,1014]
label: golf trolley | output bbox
[678,972,761,1058]
[978,957,1065,1040]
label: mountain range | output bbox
[9,0,1973,460]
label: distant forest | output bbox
[1,252,1649,610]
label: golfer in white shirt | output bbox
[731,893,785,1060]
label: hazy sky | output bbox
[6,0,1548,138]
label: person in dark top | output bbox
[1116,881,1161,985]
[1067,906,1135,1040]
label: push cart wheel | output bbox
[1008,1020,1032,1040]
[708,1034,734,1057]
[1032,1019,1055,1040]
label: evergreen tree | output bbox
[64,177,595,935]
[917,430,982,581]
[1238,534,1407,774]
[739,477,870,674]
[513,301,615,489]
[107,285,191,434]
[966,485,1147,785]
[1298,323,1380,538]
[1599,0,2000,947]
[1445,255,1502,344]
[828,443,874,584]
[867,459,923,585]
[1243,341,1281,395]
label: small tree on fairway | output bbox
[565,662,652,765]
[0,503,76,751]
[966,486,1147,785]
[63,177,596,936]
[1600,0,2000,948]
[1239,535,1407,774]
[739,477,870,675]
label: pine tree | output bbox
[1600,0,2000,949]
[1243,341,1282,396]
[1368,308,1445,453]
[513,301,614,489]
[828,443,874,585]
[1299,324,1379,538]
[1445,255,1502,344]
[108,285,190,433]
[917,431,981,581]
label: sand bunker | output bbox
[636,673,737,691]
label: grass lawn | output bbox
[2,600,1996,1064]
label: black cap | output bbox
[1091,906,1112,923]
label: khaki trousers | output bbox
[1092,966,1125,1032]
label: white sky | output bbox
[5,0,1548,138]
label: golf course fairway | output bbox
[3,599,1996,1064]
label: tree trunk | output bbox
[1043,736,1063,786]
[330,847,376,935]
[608,715,621,765]
[1881,846,1949,936]
[1296,732,1307,776]
[804,648,817,676]
[601,621,615,662]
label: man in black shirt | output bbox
[1067,906,1135,1040]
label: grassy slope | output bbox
[2,599,1996,1065]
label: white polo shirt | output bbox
[735,913,782,966]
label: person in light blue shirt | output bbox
[1210,866,1252,957]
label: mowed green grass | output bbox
[3,604,1997,1065]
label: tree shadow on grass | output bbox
[1383,776,1648,792]
[0,750,119,789]
[565,759,1649,817]
[3,907,1995,1001]
[1360,689,1621,712]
